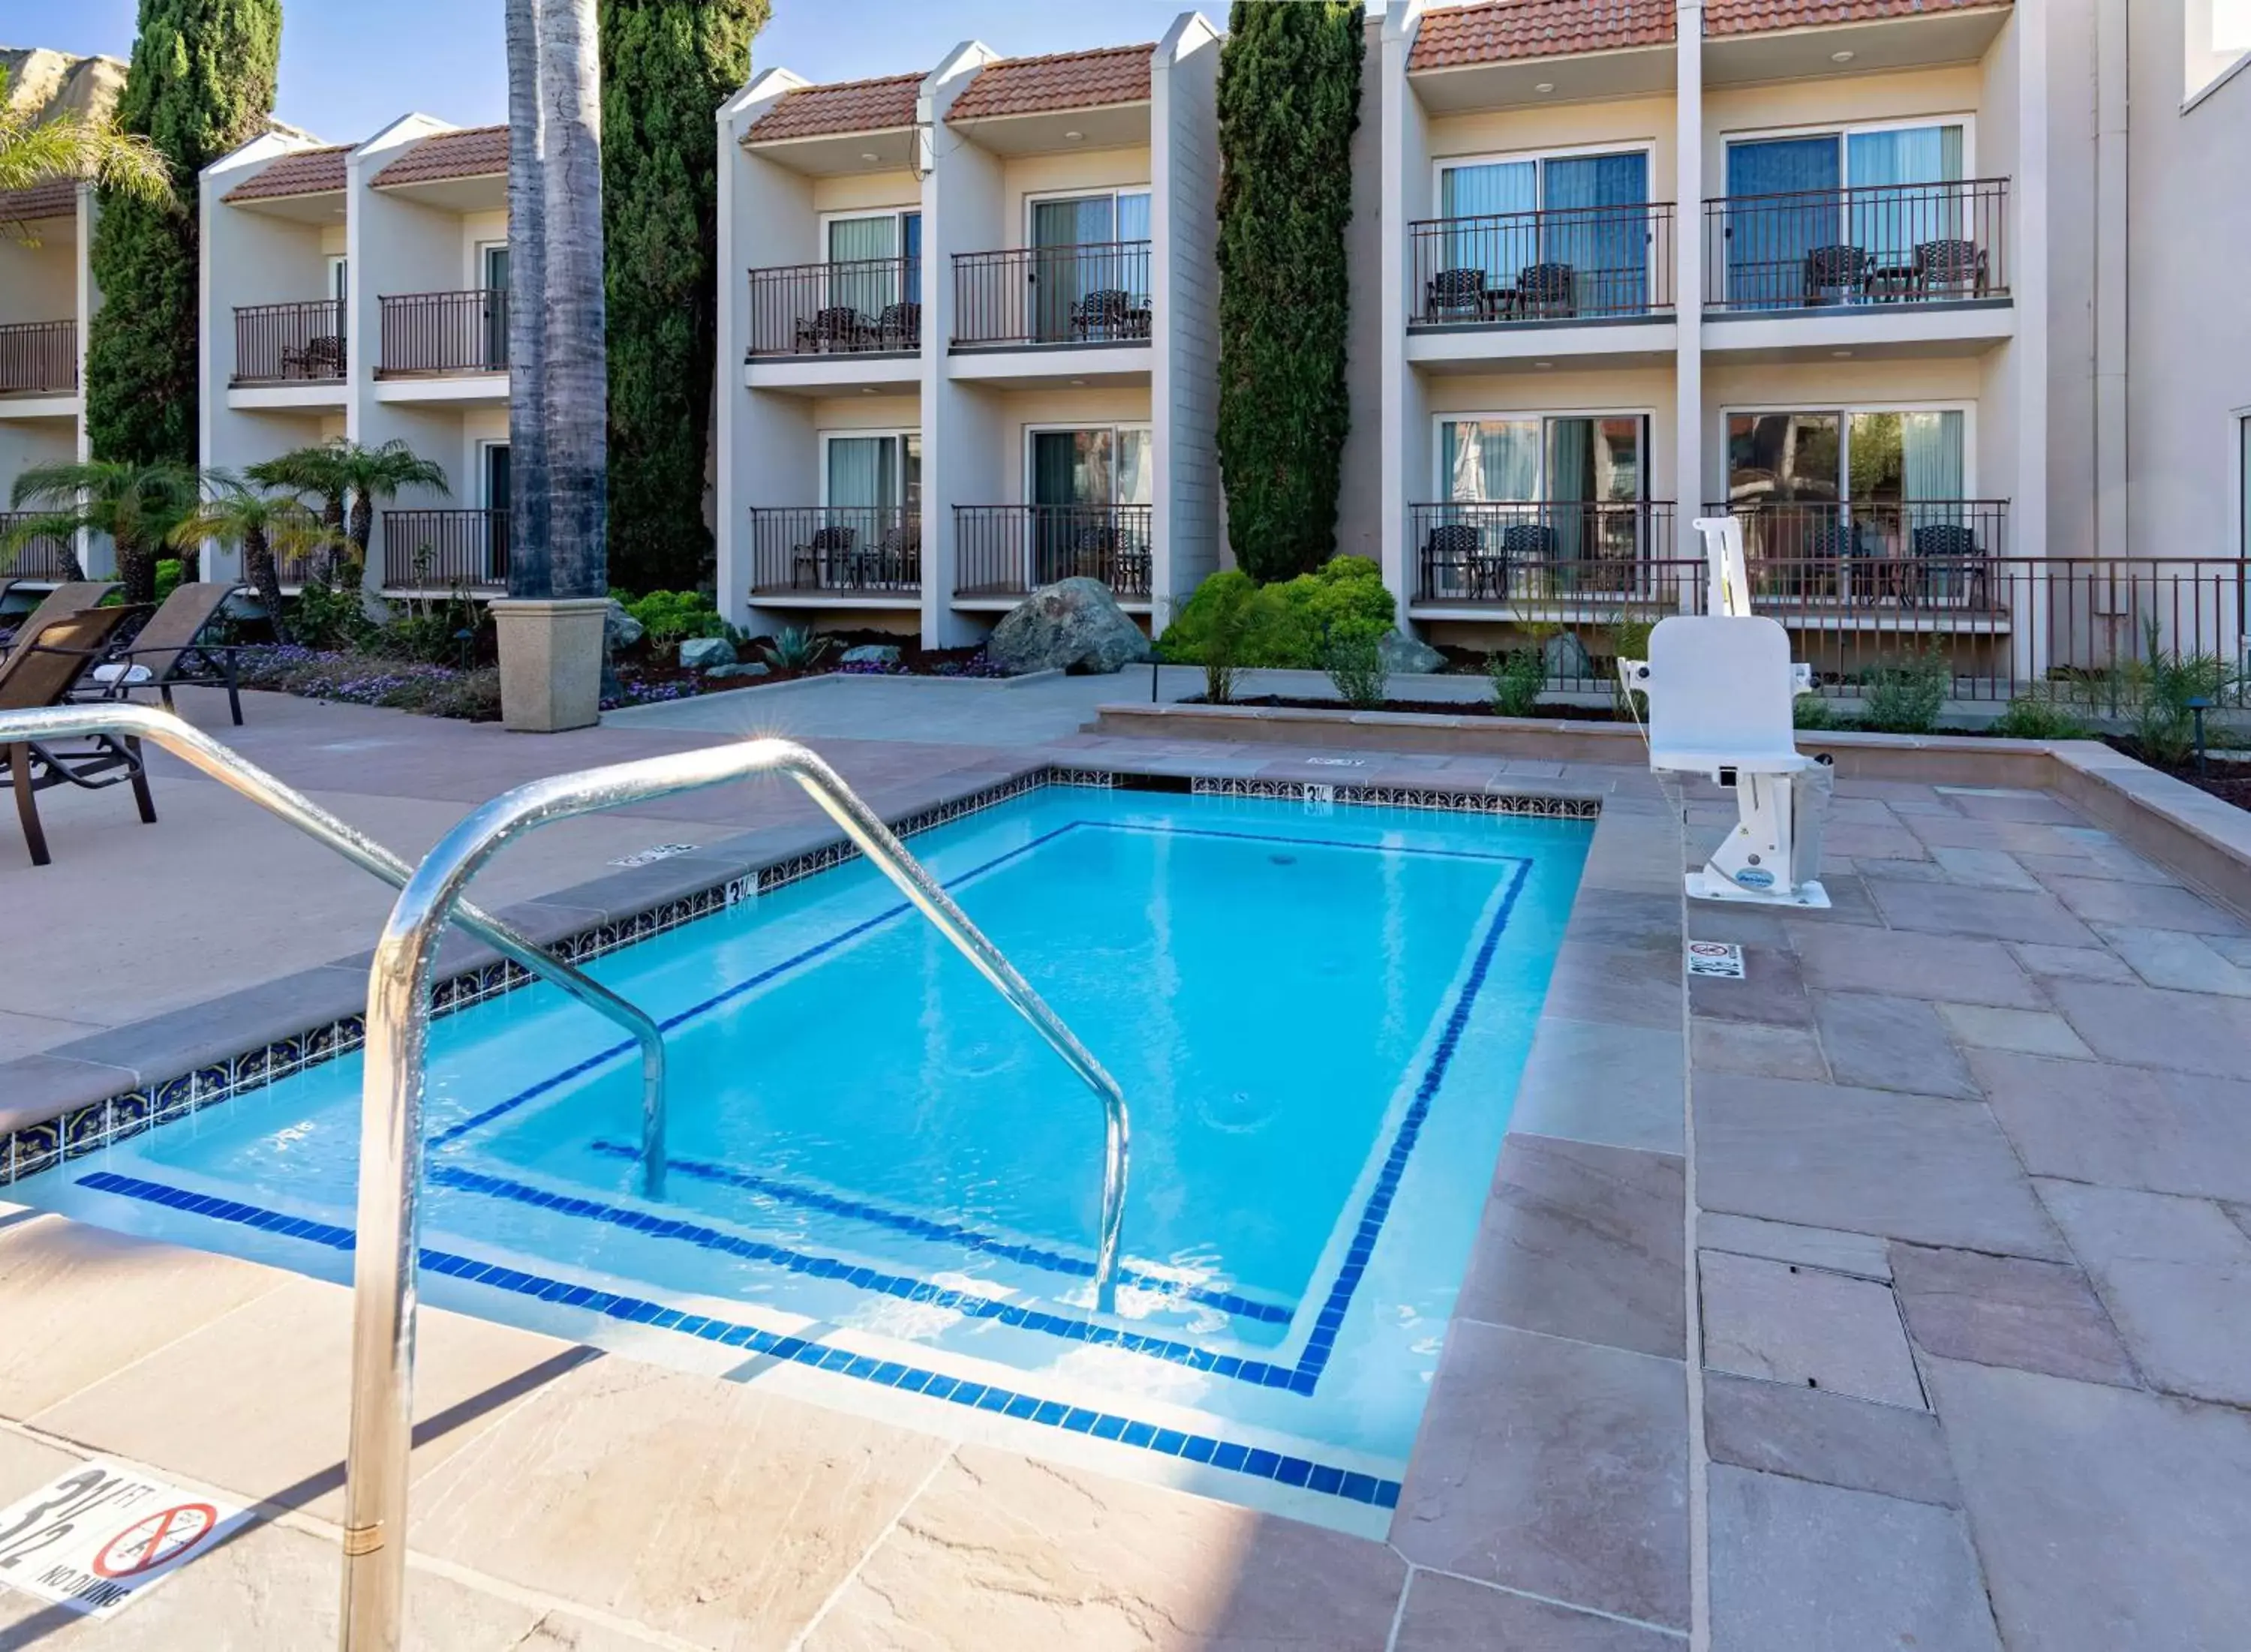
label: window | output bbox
[824,209,921,311]
[480,442,510,511]
[1724,122,1969,308]
[1435,149,1651,311]
[821,431,920,516]
[327,254,348,307]
[1430,414,1650,573]
[2189,0,2251,102]
[478,244,509,370]
[1029,425,1152,509]
[1727,408,1979,586]
[1028,191,1152,341]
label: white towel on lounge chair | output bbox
[90,662,155,686]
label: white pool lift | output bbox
[1619,515,1833,909]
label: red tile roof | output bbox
[747,71,924,142]
[222,144,351,203]
[370,124,508,189]
[0,179,80,224]
[1409,0,1675,69]
[947,43,1153,123]
[1705,0,2012,37]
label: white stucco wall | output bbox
[1152,12,1222,625]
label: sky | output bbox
[0,0,1239,145]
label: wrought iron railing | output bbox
[747,258,921,356]
[1704,178,2009,313]
[233,299,347,383]
[954,503,1153,599]
[747,506,920,595]
[0,512,77,580]
[0,320,77,394]
[1408,203,1675,325]
[380,508,508,590]
[952,241,1153,347]
[376,290,509,377]
[1709,500,2011,601]
[1412,502,1680,603]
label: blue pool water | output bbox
[17,787,1590,1527]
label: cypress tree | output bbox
[1215,1,1364,584]
[599,0,764,595]
[86,0,281,466]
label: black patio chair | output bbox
[793,524,855,588]
[283,335,346,379]
[1424,267,1490,323]
[1070,288,1147,342]
[875,301,921,350]
[876,524,921,589]
[1419,521,1484,599]
[795,306,873,353]
[1913,239,1989,300]
[1908,521,1988,608]
[1516,262,1577,320]
[1803,245,1874,306]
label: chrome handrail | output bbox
[0,705,666,1189]
[339,735,1129,1652]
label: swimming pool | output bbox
[13,785,1590,1530]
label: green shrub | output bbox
[153,557,185,605]
[2130,614,2239,766]
[287,575,374,651]
[1862,647,1950,734]
[1199,574,1255,704]
[1991,693,2089,741]
[761,625,831,671]
[1322,617,1387,708]
[1159,557,1394,670]
[1486,649,1543,718]
[623,589,726,650]
[1793,692,1843,731]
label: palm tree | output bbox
[0,67,171,215]
[245,445,349,579]
[536,0,609,602]
[246,438,446,587]
[505,0,549,595]
[167,473,325,639]
[8,459,197,602]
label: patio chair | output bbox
[1802,244,1874,306]
[1419,522,1483,599]
[283,334,346,378]
[1424,267,1492,323]
[0,582,122,661]
[1913,239,1989,301]
[79,581,249,726]
[1071,288,1147,342]
[1501,522,1560,566]
[875,301,921,351]
[1907,521,1988,609]
[1516,262,1577,320]
[1,603,156,867]
[793,524,855,589]
[876,524,921,588]
[795,306,873,353]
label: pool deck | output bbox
[2,674,2249,1647]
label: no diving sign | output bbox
[0,1461,252,1618]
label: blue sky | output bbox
[0,1,1228,144]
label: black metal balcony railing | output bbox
[377,290,509,377]
[381,508,508,590]
[0,512,77,580]
[954,503,1153,599]
[233,299,346,384]
[1704,179,2009,314]
[952,242,1153,348]
[1707,500,2011,605]
[747,259,921,357]
[747,506,920,595]
[1411,502,1681,604]
[0,320,77,395]
[1408,203,1676,326]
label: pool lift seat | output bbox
[1618,516,1833,909]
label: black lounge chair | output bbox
[2,603,156,867]
[79,581,249,726]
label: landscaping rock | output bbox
[706,662,771,681]
[605,600,645,650]
[840,644,901,666]
[986,577,1152,675]
[1379,629,1447,675]
[680,636,736,671]
[1544,629,1594,682]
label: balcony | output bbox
[381,507,508,590]
[747,506,920,597]
[1408,203,1677,327]
[954,503,1153,601]
[1703,179,2009,314]
[377,290,508,378]
[232,300,346,385]
[746,258,920,357]
[951,242,1151,350]
[1410,502,1682,611]
[0,512,77,580]
[0,320,77,395]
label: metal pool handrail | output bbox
[0,704,666,1172]
[338,735,1129,1652]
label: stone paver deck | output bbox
[0,679,2247,1647]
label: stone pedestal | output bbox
[491,597,609,732]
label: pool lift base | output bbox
[1621,515,1833,911]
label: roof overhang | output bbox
[227,188,345,225]
[374,173,507,214]
[1410,43,1676,114]
[742,125,918,178]
[1705,8,2012,87]
[947,98,1150,158]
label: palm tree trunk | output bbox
[245,522,289,642]
[348,493,374,584]
[116,535,157,605]
[505,0,551,598]
[537,0,606,602]
[318,491,345,584]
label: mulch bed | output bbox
[2103,738,2251,814]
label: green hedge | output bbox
[1157,556,1395,668]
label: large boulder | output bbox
[1378,628,1446,676]
[680,636,736,671]
[840,644,901,667]
[605,599,645,651]
[1543,629,1594,683]
[986,577,1152,675]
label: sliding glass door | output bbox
[1727,408,1968,586]
[1724,125,1964,308]
[1029,425,1152,589]
[1031,192,1150,342]
[826,210,920,318]
[1439,151,1649,311]
[1435,414,1648,591]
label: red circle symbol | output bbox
[92,1503,218,1579]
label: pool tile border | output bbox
[0,764,1600,1187]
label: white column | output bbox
[1378,3,1425,626]
[1675,0,1704,574]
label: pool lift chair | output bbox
[1618,515,1833,909]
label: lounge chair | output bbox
[80,581,248,725]
[1,604,157,867]
[0,582,122,660]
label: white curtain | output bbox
[1442,419,1540,502]
[827,215,899,315]
[1847,125,1964,264]
[1441,161,1537,283]
[1900,410,1965,501]
[826,437,897,509]
[1116,428,1153,505]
